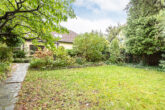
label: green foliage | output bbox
[126,0,163,18]
[106,24,123,42]
[53,57,74,67]
[126,16,165,55]
[73,32,110,62]
[0,0,75,48]
[0,44,13,63]
[125,0,165,65]
[0,26,24,47]
[13,58,31,63]
[0,63,9,81]
[53,46,75,67]
[17,65,165,109]
[30,46,74,69]
[159,54,165,71]
[75,57,86,65]
[13,50,26,58]
[109,39,124,64]
[67,49,77,57]
[30,57,54,69]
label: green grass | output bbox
[16,65,165,110]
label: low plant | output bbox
[13,50,26,58]
[53,46,75,67]
[159,54,165,71]
[30,47,75,69]
[33,49,53,59]
[0,44,13,63]
[13,58,31,63]
[75,57,86,65]
[0,63,9,81]
[0,44,13,81]
[30,57,54,69]
[67,49,77,57]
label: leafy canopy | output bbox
[106,24,123,43]
[125,0,165,56]
[0,0,75,47]
[73,32,110,62]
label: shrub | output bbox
[67,49,77,57]
[0,44,13,63]
[75,57,86,65]
[0,62,10,81]
[13,58,31,63]
[53,57,74,67]
[30,57,54,69]
[109,39,124,64]
[159,54,165,71]
[33,49,53,59]
[54,46,75,67]
[13,50,26,58]
[30,47,75,69]
[73,32,110,62]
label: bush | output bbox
[75,57,86,65]
[13,58,31,63]
[13,50,26,58]
[0,44,13,63]
[109,39,124,64]
[53,46,75,67]
[67,49,77,57]
[0,63,10,81]
[30,56,74,69]
[30,47,75,69]
[73,32,110,62]
[0,63,9,73]
[53,57,74,67]
[30,57,54,69]
[159,54,165,71]
[33,49,53,59]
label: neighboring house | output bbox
[23,30,78,56]
[52,30,78,49]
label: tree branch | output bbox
[0,5,40,21]
[0,20,9,30]
[7,0,16,9]
[0,16,16,29]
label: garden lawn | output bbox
[16,65,165,110]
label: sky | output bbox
[61,0,130,34]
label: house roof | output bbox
[52,30,78,43]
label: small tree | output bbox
[106,25,122,43]
[109,38,123,64]
[73,32,109,62]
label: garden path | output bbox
[0,63,29,110]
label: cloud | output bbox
[91,0,129,11]
[74,0,129,12]
[61,17,124,34]
[62,0,129,34]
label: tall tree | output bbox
[0,0,75,47]
[125,0,165,65]
[106,24,122,43]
